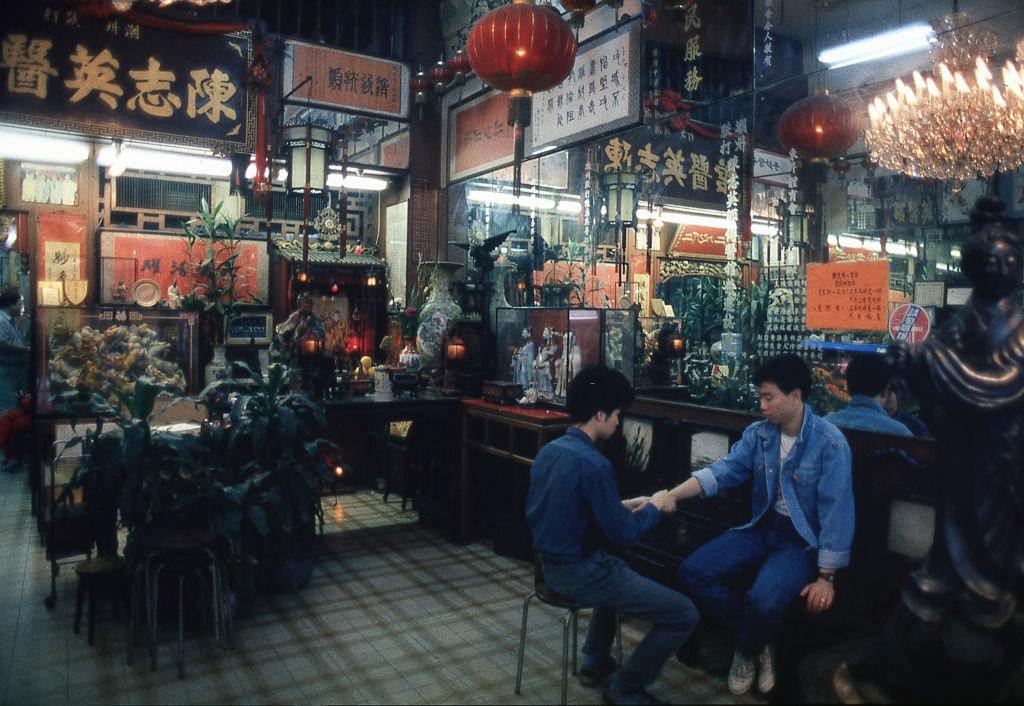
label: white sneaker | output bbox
[757,645,775,693]
[727,651,755,695]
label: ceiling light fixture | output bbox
[819,22,935,69]
[866,12,1024,185]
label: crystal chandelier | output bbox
[865,12,1024,185]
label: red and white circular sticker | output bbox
[888,303,931,344]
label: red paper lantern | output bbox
[466,0,576,98]
[428,59,451,94]
[467,0,577,200]
[446,49,472,85]
[832,156,851,175]
[561,0,597,27]
[777,92,863,165]
[410,69,431,105]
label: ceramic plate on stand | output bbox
[132,279,160,307]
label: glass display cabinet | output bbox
[35,306,199,415]
[494,307,638,402]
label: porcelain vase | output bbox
[415,262,462,370]
[204,345,231,386]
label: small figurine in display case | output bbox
[554,331,583,398]
[511,326,535,391]
[534,326,558,399]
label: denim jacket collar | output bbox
[755,403,814,445]
[845,395,887,416]
[565,426,596,449]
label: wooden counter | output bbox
[460,399,571,553]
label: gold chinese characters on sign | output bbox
[0,6,252,149]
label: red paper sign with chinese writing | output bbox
[99,230,268,305]
[806,260,889,331]
[451,92,515,181]
[669,224,727,259]
[287,42,405,118]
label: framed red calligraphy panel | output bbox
[284,41,408,119]
[98,229,269,306]
[449,91,516,182]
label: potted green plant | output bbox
[181,198,256,385]
[218,362,336,590]
[59,379,216,560]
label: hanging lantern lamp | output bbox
[561,0,597,28]
[410,69,431,121]
[446,49,472,85]
[467,0,577,201]
[428,59,452,94]
[832,156,851,177]
[777,91,863,165]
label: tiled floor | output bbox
[0,471,761,705]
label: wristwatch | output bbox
[818,571,836,583]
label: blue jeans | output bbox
[678,511,816,658]
[541,552,698,692]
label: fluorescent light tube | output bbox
[326,173,389,191]
[556,200,582,214]
[0,127,89,164]
[466,189,555,210]
[819,23,934,69]
[98,145,231,177]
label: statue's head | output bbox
[964,197,1022,300]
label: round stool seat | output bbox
[75,556,128,578]
[73,556,130,646]
[536,582,580,609]
[145,529,216,555]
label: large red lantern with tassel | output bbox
[777,92,864,165]
[467,0,577,200]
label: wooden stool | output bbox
[128,530,230,678]
[73,556,129,646]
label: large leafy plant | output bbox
[181,199,256,344]
[218,363,335,559]
[678,277,724,354]
[60,379,214,558]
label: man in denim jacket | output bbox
[528,366,697,705]
[824,353,912,436]
[651,354,854,695]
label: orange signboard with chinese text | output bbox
[451,92,515,181]
[806,260,889,331]
[287,42,405,118]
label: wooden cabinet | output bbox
[460,399,571,557]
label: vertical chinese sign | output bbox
[0,4,254,150]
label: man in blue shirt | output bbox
[824,354,912,436]
[527,366,697,705]
[657,354,854,696]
